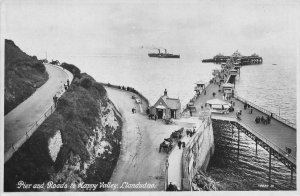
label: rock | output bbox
[48,130,63,162]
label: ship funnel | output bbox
[164,49,167,54]
[158,49,160,54]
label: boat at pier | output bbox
[148,48,180,58]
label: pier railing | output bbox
[233,95,296,130]
[212,116,296,164]
[101,83,150,108]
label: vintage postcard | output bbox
[0,0,299,195]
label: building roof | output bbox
[162,96,181,110]
[195,80,206,85]
[206,98,230,106]
[222,83,234,88]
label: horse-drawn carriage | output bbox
[159,138,173,153]
[159,128,184,153]
[170,128,184,140]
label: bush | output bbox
[60,62,81,78]
[80,77,93,89]
[32,62,46,73]
[93,82,107,96]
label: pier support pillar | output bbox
[255,138,258,155]
[268,148,272,189]
[237,128,240,160]
[291,167,293,185]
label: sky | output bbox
[1,0,300,60]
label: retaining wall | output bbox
[181,117,214,191]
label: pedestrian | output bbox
[132,108,134,114]
[166,182,173,191]
[53,95,58,107]
[204,90,206,95]
[250,107,253,114]
[190,109,192,117]
[67,79,70,87]
[178,141,182,149]
[182,142,185,148]
[154,114,157,121]
[261,116,265,124]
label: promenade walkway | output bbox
[191,82,296,161]
[4,64,72,159]
[167,136,189,190]
[167,117,203,190]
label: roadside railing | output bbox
[101,82,150,108]
[4,64,73,163]
[211,115,296,164]
[233,95,296,130]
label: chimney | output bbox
[164,89,167,96]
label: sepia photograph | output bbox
[0,0,299,194]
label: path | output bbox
[167,135,189,190]
[4,64,71,152]
[106,87,192,191]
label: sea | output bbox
[60,53,297,190]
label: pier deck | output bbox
[190,82,296,163]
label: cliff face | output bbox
[5,39,48,114]
[4,72,122,192]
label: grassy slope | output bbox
[5,39,48,114]
[4,67,122,191]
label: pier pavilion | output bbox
[151,89,181,119]
[194,80,206,96]
[203,51,263,65]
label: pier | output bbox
[184,59,296,188]
[202,51,263,65]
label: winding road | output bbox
[106,87,185,191]
[4,64,72,153]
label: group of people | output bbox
[244,103,253,114]
[166,182,178,191]
[53,79,70,107]
[64,79,70,90]
[177,140,186,149]
[255,115,271,124]
[131,107,137,114]
[236,110,242,120]
[148,114,158,120]
[186,128,196,137]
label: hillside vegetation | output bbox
[4,62,122,192]
[5,39,48,114]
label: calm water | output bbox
[60,53,297,190]
[210,120,296,190]
[61,54,296,123]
